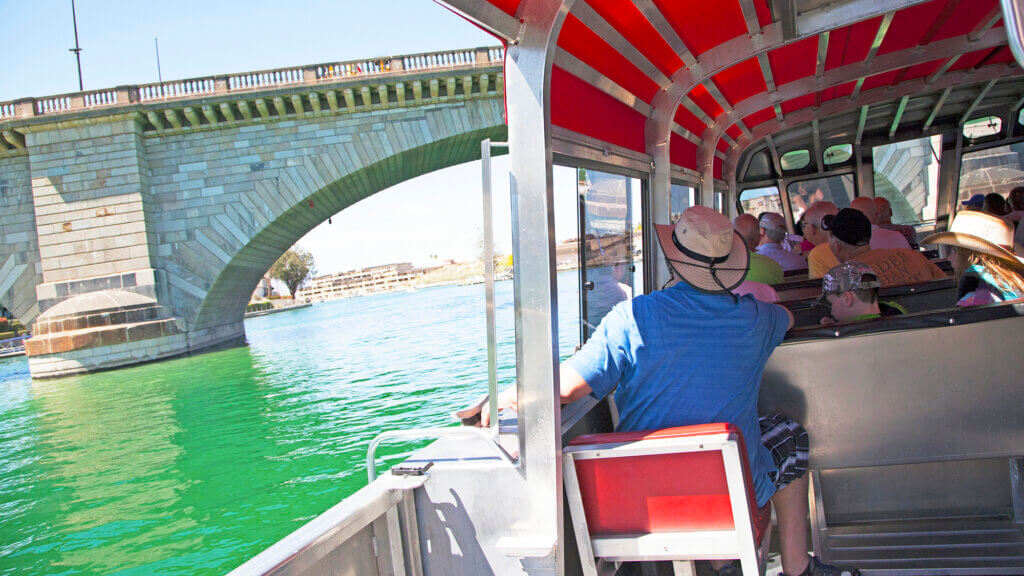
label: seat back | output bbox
[563,423,770,573]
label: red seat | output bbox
[564,423,772,576]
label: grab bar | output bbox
[366,426,514,482]
[1001,0,1024,69]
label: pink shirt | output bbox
[871,225,911,250]
[733,280,779,303]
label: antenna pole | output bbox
[69,0,84,90]
[154,36,163,82]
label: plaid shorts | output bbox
[759,413,809,489]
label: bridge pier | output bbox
[23,116,192,377]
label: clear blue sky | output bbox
[1,1,583,274]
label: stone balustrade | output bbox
[0,46,503,122]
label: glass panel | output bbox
[630,177,644,297]
[958,141,1024,207]
[1018,108,1024,125]
[962,116,1002,140]
[873,135,942,225]
[780,149,811,171]
[554,165,581,358]
[670,183,696,223]
[744,149,774,181]
[786,175,855,224]
[823,143,853,165]
[714,191,724,213]
[739,186,782,216]
[579,169,636,340]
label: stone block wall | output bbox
[145,98,506,341]
[0,152,42,325]
[26,115,155,285]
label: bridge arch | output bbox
[189,124,506,348]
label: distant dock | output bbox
[244,303,312,319]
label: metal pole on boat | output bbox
[482,139,506,438]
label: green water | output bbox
[0,275,581,575]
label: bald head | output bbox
[802,201,838,246]
[850,196,878,224]
[733,213,760,251]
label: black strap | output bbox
[672,231,729,266]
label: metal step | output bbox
[820,517,1024,575]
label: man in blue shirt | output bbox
[482,206,858,576]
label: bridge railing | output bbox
[0,46,504,121]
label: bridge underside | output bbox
[0,57,505,377]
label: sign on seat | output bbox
[563,423,772,576]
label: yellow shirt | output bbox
[808,244,839,279]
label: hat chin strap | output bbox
[670,231,741,303]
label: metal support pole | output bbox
[69,0,84,90]
[481,139,506,439]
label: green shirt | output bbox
[747,251,784,285]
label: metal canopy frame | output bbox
[434,0,1024,568]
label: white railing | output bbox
[35,96,72,115]
[228,68,303,90]
[139,78,217,102]
[83,89,118,108]
[1,46,503,119]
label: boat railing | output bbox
[366,426,515,482]
[225,472,427,576]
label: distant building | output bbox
[251,275,273,301]
[297,262,442,303]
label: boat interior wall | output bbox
[761,300,1024,469]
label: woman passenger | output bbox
[921,210,1024,306]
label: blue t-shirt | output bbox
[565,282,791,507]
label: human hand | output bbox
[480,386,518,427]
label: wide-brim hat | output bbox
[921,210,1024,271]
[656,206,749,293]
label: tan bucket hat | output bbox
[921,210,1024,270]
[656,206,749,293]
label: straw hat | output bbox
[656,206,749,293]
[921,210,1024,270]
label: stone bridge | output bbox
[0,46,506,377]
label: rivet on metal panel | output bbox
[834,331,840,337]
[949,318,956,324]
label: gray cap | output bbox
[758,212,787,232]
[822,261,881,295]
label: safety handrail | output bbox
[1000,0,1024,69]
[366,426,514,482]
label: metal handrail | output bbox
[1000,0,1024,70]
[366,426,514,482]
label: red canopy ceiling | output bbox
[472,0,1013,177]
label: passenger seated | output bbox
[756,212,807,272]
[734,214,784,285]
[824,208,945,287]
[804,202,840,278]
[483,206,859,576]
[850,197,911,250]
[921,210,1024,306]
[1004,187,1024,230]
[816,262,906,325]
[873,197,918,248]
[983,192,1008,217]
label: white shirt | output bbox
[756,242,808,271]
[870,225,911,250]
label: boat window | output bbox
[1018,108,1024,125]
[554,165,581,357]
[713,191,724,214]
[670,183,697,223]
[578,169,643,340]
[823,144,853,166]
[958,140,1024,207]
[786,174,854,224]
[780,149,811,171]
[739,186,782,216]
[962,116,1003,140]
[873,135,942,226]
[743,149,775,181]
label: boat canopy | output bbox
[444,0,1021,206]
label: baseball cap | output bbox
[822,261,882,295]
[962,194,985,208]
[758,212,787,232]
[821,208,871,246]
